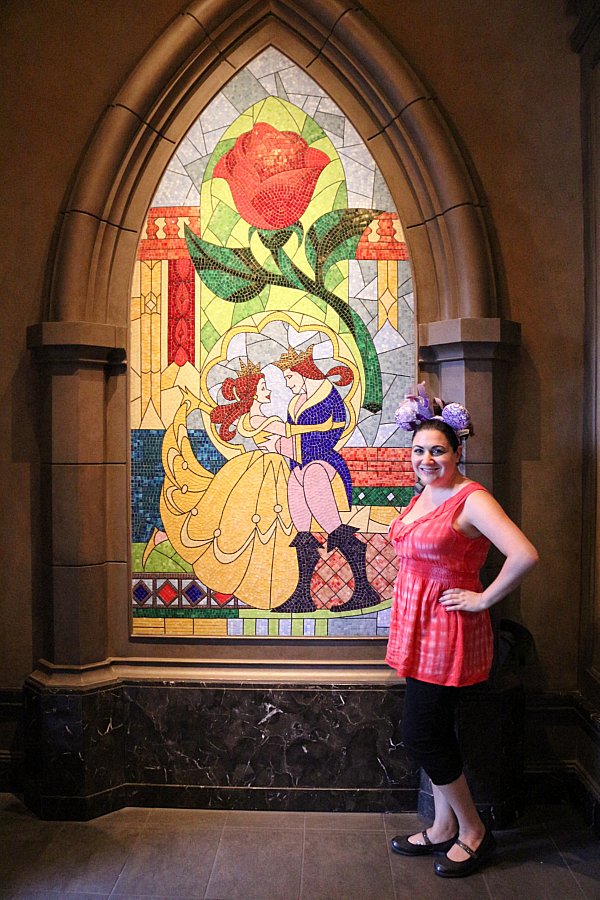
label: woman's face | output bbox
[255,376,271,404]
[411,428,461,487]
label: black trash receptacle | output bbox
[417,620,536,829]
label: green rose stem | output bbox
[256,231,383,412]
[185,223,383,412]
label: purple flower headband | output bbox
[394,382,472,439]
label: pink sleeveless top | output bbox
[386,482,493,687]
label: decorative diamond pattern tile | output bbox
[157,581,178,606]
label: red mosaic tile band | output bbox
[356,212,409,260]
[340,447,413,486]
[138,209,409,262]
[168,258,195,367]
[138,207,200,261]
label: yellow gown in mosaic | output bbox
[159,392,297,609]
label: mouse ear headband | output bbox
[394,382,472,438]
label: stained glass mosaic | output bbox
[130,48,417,638]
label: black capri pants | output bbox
[402,676,483,786]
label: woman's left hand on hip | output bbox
[438,589,488,613]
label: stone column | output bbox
[24,322,128,818]
[419,317,521,501]
[27,322,128,667]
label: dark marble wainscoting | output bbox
[22,682,419,820]
[23,680,600,823]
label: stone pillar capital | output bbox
[27,321,127,370]
[417,316,521,497]
[419,317,521,362]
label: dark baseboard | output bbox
[24,784,420,821]
[524,764,600,832]
[0,689,23,792]
[21,680,418,819]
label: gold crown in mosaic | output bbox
[237,358,262,377]
[272,344,314,371]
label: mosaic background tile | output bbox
[130,49,417,638]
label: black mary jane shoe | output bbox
[391,830,458,856]
[433,829,496,878]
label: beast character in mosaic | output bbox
[265,345,380,613]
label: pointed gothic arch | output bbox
[41,0,501,329]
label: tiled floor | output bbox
[0,793,598,899]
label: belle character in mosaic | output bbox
[264,345,380,613]
[157,361,298,610]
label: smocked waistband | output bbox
[398,557,481,588]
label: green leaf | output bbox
[256,224,303,252]
[198,270,263,301]
[185,225,253,276]
[185,224,268,302]
[306,209,383,282]
[275,247,307,292]
[323,263,344,293]
[301,117,326,147]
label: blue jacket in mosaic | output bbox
[286,381,353,504]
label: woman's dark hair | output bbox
[412,418,460,451]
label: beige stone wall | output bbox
[364,0,583,687]
[0,0,582,688]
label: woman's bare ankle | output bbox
[407,822,455,845]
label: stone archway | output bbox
[27,0,518,675]
[23,0,522,821]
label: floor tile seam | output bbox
[202,821,228,900]
[480,870,495,899]
[549,830,592,898]
[383,824,398,899]
[222,824,305,832]
[106,825,164,899]
[302,826,385,833]
[571,873,597,900]
[299,810,307,900]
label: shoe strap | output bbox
[421,830,432,846]
[453,838,476,857]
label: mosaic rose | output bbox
[213,122,330,230]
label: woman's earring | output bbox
[253,394,258,400]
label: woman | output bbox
[387,394,538,878]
